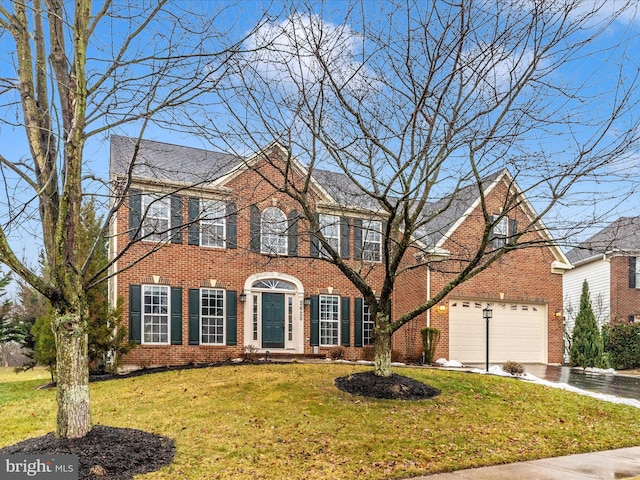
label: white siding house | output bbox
[562,257,610,362]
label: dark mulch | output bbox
[0,425,175,480]
[335,370,441,400]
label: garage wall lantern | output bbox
[482,305,493,372]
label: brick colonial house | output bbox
[563,217,640,338]
[109,136,569,367]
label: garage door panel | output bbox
[449,300,547,364]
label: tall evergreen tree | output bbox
[570,280,605,368]
[0,271,18,366]
[29,199,133,375]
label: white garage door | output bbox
[449,299,547,364]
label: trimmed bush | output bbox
[328,346,345,360]
[603,323,640,370]
[420,327,440,364]
[503,360,525,376]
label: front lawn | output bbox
[2,363,640,479]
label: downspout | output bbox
[426,266,431,328]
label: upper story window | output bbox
[188,198,236,249]
[129,190,183,244]
[362,220,382,262]
[630,257,640,289]
[261,207,288,255]
[490,215,517,249]
[319,214,340,257]
[200,200,226,248]
[142,194,170,242]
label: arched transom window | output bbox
[252,279,296,290]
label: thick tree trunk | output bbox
[373,313,392,377]
[53,310,91,439]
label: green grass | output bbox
[2,363,640,479]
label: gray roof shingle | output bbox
[566,216,640,264]
[110,135,507,248]
[110,135,240,186]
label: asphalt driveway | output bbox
[524,364,640,401]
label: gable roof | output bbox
[110,135,570,268]
[110,135,239,187]
[415,170,504,249]
[566,216,640,265]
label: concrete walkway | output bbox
[408,446,640,479]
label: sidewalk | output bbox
[408,446,640,479]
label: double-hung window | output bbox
[362,220,382,262]
[200,200,226,248]
[320,295,340,346]
[143,285,169,344]
[362,301,374,345]
[261,207,287,255]
[319,214,340,257]
[142,195,170,242]
[201,288,225,344]
[491,216,509,248]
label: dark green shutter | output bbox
[630,257,637,288]
[340,217,350,259]
[341,297,350,347]
[288,209,298,256]
[129,190,142,240]
[310,295,319,346]
[250,205,261,252]
[129,285,142,344]
[227,202,237,249]
[188,288,200,345]
[226,290,237,345]
[489,215,499,249]
[509,218,518,244]
[171,287,183,345]
[310,213,320,258]
[171,195,183,244]
[188,198,200,245]
[353,219,363,260]
[354,298,363,347]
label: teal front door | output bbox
[262,292,285,348]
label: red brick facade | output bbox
[610,256,640,322]
[111,144,566,367]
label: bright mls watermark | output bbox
[1,455,78,479]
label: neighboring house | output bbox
[109,135,569,367]
[563,217,640,352]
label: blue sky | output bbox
[1,1,640,294]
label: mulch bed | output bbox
[0,425,175,480]
[335,370,441,400]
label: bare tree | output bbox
[196,0,640,376]
[0,0,261,438]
